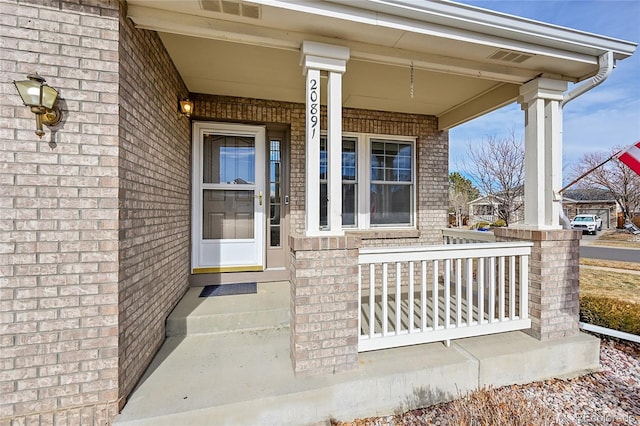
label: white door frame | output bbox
[192,122,266,273]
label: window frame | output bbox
[320,132,417,230]
[319,134,359,229]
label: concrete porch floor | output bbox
[114,282,600,426]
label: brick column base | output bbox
[289,235,360,376]
[494,228,582,340]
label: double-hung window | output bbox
[370,139,413,226]
[320,136,358,228]
[319,134,415,229]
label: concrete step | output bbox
[113,327,477,426]
[165,281,290,337]
[113,329,600,426]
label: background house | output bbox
[468,191,524,226]
[563,189,619,229]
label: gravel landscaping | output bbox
[334,336,639,425]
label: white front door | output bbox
[192,122,266,273]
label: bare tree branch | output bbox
[464,129,525,225]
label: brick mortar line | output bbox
[0,396,123,422]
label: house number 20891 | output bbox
[309,78,319,138]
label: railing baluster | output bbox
[408,261,415,333]
[455,258,462,326]
[499,256,505,321]
[466,258,473,325]
[421,260,427,331]
[478,257,484,324]
[395,262,401,334]
[520,254,528,319]
[509,255,516,320]
[444,259,451,329]
[382,262,388,336]
[432,260,439,329]
[369,263,375,338]
[488,256,495,323]
[358,264,362,337]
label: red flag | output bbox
[616,140,640,176]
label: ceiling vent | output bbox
[200,0,261,19]
[488,49,533,64]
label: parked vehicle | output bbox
[570,214,602,234]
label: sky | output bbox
[449,0,640,177]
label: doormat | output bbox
[199,283,257,297]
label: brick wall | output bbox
[1,0,121,422]
[494,228,582,340]
[1,1,191,423]
[289,236,360,375]
[192,94,449,245]
[117,9,191,405]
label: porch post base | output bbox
[494,227,582,341]
[289,235,361,376]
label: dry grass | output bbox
[332,387,557,426]
[580,257,640,272]
[589,229,640,248]
[423,387,557,426]
[580,268,640,304]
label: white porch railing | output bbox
[358,242,532,352]
[442,228,496,244]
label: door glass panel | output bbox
[202,190,254,239]
[203,135,255,184]
[269,140,282,247]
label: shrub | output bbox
[580,295,640,335]
[491,219,506,227]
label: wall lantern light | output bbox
[179,98,194,118]
[13,74,62,138]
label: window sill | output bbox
[346,229,420,240]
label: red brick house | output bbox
[1,0,636,423]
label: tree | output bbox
[448,172,480,227]
[464,130,525,226]
[570,147,640,223]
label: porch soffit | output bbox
[125,0,636,130]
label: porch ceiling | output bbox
[126,0,636,130]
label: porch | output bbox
[114,281,599,425]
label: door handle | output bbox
[256,191,263,206]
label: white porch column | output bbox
[327,71,342,232]
[518,78,568,229]
[300,41,350,236]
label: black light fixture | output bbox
[179,98,194,118]
[13,74,62,138]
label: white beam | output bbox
[438,83,519,130]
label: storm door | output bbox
[192,122,266,273]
